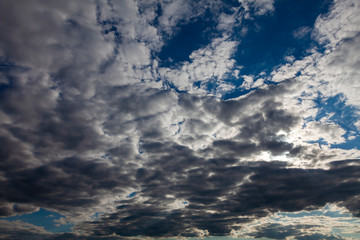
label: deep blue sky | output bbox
[158,0,332,74]
[157,0,335,101]
[5,208,72,233]
[233,0,332,75]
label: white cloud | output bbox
[239,0,275,18]
[0,0,114,72]
[240,75,265,89]
[269,0,360,126]
[311,34,360,107]
[158,36,238,94]
[98,0,161,48]
[355,120,360,131]
[293,26,312,39]
[157,0,206,37]
[217,13,237,32]
[284,55,296,63]
[271,54,314,82]
[234,204,360,239]
[313,0,360,49]
[302,121,346,145]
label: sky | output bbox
[0,0,360,239]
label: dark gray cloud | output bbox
[247,223,303,240]
[72,160,360,237]
[1,157,134,217]
[0,219,130,240]
[0,220,49,240]
[247,223,344,240]
[1,79,359,238]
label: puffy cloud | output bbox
[0,203,39,218]
[301,121,346,145]
[158,36,238,94]
[313,0,360,48]
[243,223,345,240]
[0,0,360,239]
[239,0,275,17]
[0,220,50,240]
[73,160,360,237]
[236,204,360,239]
[271,0,360,107]
[157,0,197,35]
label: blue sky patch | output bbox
[126,191,137,198]
[314,94,360,149]
[233,0,333,76]
[3,208,73,233]
[158,9,217,67]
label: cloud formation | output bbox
[0,0,360,239]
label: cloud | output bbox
[0,0,114,76]
[245,223,345,240]
[1,70,359,237]
[0,0,360,239]
[239,0,275,17]
[313,0,360,48]
[240,75,265,89]
[0,203,39,219]
[293,26,312,39]
[157,0,198,35]
[158,36,238,94]
[72,159,360,237]
[271,0,360,108]
[217,13,238,32]
[0,220,50,240]
[0,219,130,240]
[302,121,346,145]
[236,204,360,239]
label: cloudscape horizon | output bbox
[1,0,360,239]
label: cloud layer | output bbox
[0,0,360,239]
